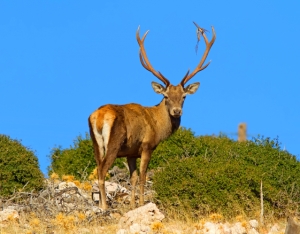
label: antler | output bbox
[180,22,216,86]
[136,26,170,87]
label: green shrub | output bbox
[149,127,198,169]
[48,128,300,220]
[48,133,96,179]
[48,133,126,179]
[0,135,44,196]
[152,128,300,220]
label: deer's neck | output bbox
[148,99,181,141]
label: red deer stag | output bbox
[89,22,216,210]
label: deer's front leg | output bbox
[139,149,152,206]
[127,157,138,208]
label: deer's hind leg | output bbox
[89,116,107,209]
[89,110,120,210]
[98,123,126,209]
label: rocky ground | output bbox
[0,166,297,233]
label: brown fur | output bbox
[285,217,300,234]
[88,90,183,209]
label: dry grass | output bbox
[0,211,288,234]
[0,217,119,234]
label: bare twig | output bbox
[260,180,264,224]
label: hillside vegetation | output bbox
[48,128,300,220]
[152,129,300,220]
[0,135,44,196]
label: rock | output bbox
[129,223,150,234]
[118,202,164,231]
[268,223,280,233]
[129,223,141,233]
[0,208,19,222]
[231,222,246,234]
[203,222,219,234]
[221,223,232,234]
[248,228,259,234]
[249,219,258,229]
[92,206,103,214]
[58,182,77,190]
[92,181,128,193]
[92,181,129,202]
[91,190,100,202]
[105,181,128,194]
[140,224,151,233]
[201,222,231,234]
[116,229,128,234]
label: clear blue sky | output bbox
[1,1,299,175]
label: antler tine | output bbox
[180,22,216,86]
[136,26,170,87]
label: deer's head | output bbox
[137,22,216,118]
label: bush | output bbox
[48,133,96,180]
[48,128,300,220]
[0,135,44,196]
[48,133,126,180]
[149,127,198,169]
[152,128,300,220]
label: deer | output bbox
[88,22,216,210]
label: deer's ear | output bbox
[184,82,200,95]
[151,82,166,94]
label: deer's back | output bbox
[89,103,161,157]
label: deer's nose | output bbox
[173,108,182,116]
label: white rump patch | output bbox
[102,121,111,154]
[93,121,104,157]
